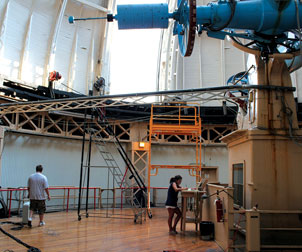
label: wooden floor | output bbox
[0,208,222,252]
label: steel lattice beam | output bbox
[0,85,295,115]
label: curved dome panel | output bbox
[0,0,114,95]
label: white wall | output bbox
[0,132,229,207]
[1,132,126,188]
[150,144,228,188]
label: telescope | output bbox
[69,0,302,57]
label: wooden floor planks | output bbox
[0,208,222,252]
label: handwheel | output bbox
[230,31,302,58]
[176,0,197,57]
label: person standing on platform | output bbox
[165,175,187,234]
[27,165,51,227]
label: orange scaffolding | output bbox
[148,104,202,210]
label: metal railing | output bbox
[0,187,102,217]
[0,186,171,218]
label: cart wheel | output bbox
[148,211,152,219]
[78,216,81,221]
[134,214,138,223]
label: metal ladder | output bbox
[91,107,148,223]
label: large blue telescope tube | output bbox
[115,3,171,29]
[115,1,302,35]
[196,0,302,35]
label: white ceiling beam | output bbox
[85,12,97,94]
[67,6,83,92]
[98,15,110,81]
[19,0,36,80]
[74,0,108,13]
[67,32,78,92]
[0,1,10,59]
[43,0,68,86]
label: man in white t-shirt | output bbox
[27,165,51,227]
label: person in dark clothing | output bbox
[165,175,187,234]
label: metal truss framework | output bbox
[0,111,236,145]
[0,85,295,115]
[0,85,295,145]
[131,142,149,183]
[0,111,130,141]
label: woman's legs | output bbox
[172,207,182,232]
[167,208,175,232]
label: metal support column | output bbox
[77,109,87,221]
[85,133,92,218]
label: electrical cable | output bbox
[0,221,23,231]
[204,188,234,199]
[255,92,302,147]
[280,93,302,147]
[223,65,256,119]
[0,222,41,252]
[232,65,255,87]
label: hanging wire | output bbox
[58,83,86,96]
[256,91,302,147]
[280,93,302,147]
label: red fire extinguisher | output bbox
[215,197,224,222]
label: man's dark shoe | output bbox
[28,218,32,228]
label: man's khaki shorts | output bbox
[30,200,46,214]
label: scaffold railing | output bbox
[147,104,202,213]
